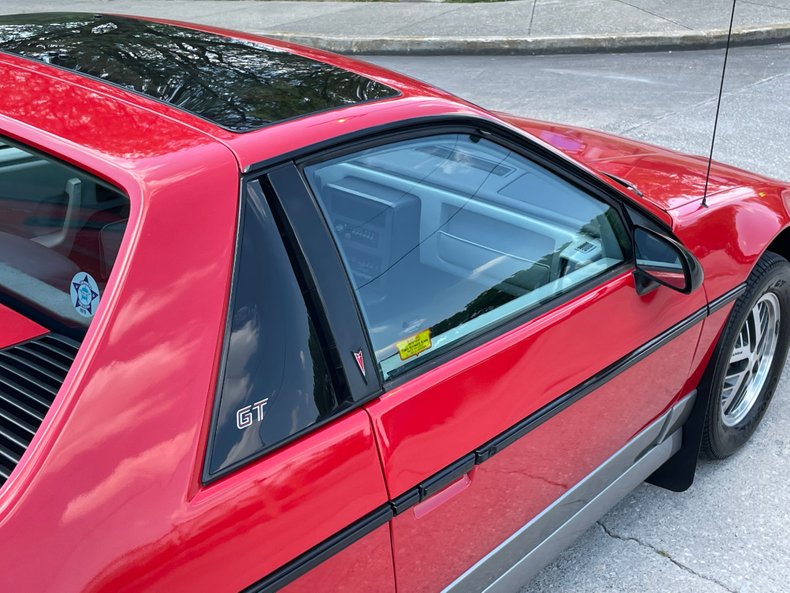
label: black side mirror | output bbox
[633,227,703,295]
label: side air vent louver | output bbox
[0,333,79,488]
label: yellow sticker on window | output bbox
[396,329,432,361]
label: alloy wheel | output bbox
[721,292,781,427]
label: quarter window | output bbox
[304,133,628,380]
[206,182,341,478]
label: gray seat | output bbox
[0,230,79,290]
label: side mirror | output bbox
[633,227,703,295]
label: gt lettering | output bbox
[236,398,269,429]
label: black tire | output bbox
[701,251,790,459]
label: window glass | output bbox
[304,133,628,380]
[0,139,129,335]
[0,13,399,133]
[207,182,340,477]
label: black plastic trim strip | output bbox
[242,504,393,593]
[258,175,352,403]
[391,489,421,516]
[708,283,747,315]
[246,115,670,233]
[419,454,476,500]
[264,164,383,398]
[200,176,246,485]
[476,306,707,463]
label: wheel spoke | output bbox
[750,308,762,355]
[722,369,749,413]
[755,304,772,358]
[729,337,750,363]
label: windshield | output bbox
[0,139,129,337]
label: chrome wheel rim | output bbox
[721,292,781,427]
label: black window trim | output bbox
[290,118,653,388]
[201,178,245,485]
[245,114,671,233]
[201,172,379,485]
[262,166,383,396]
[293,119,647,232]
[203,116,687,483]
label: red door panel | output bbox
[0,409,395,593]
[175,410,394,593]
[366,270,705,592]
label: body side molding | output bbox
[707,283,746,315]
[242,505,393,593]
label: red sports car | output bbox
[0,12,788,593]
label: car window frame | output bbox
[202,178,363,484]
[293,119,643,387]
[203,116,680,482]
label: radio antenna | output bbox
[702,0,738,208]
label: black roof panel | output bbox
[0,13,399,132]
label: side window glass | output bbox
[206,182,340,478]
[0,139,129,335]
[303,133,628,380]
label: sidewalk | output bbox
[3,0,790,54]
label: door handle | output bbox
[413,468,476,519]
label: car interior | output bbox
[0,141,129,335]
[305,134,626,378]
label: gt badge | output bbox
[236,398,269,429]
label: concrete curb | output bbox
[259,23,790,55]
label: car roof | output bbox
[0,13,401,133]
[0,13,486,177]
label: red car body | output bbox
[0,13,788,593]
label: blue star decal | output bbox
[72,274,99,315]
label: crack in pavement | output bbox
[618,70,789,136]
[611,0,695,30]
[596,521,739,593]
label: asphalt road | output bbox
[366,47,790,593]
[367,44,790,184]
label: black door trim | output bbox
[708,283,747,315]
[242,505,394,593]
[264,165,384,398]
[292,120,643,238]
[246,115,671,234]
